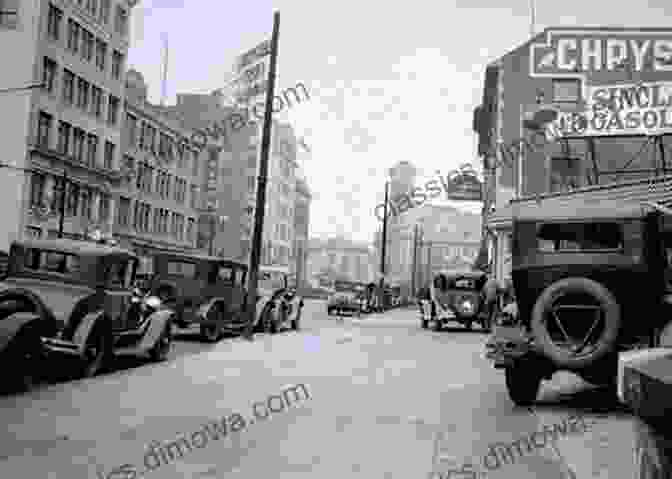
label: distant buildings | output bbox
[293,167,311,287]
[0,0,136,250]
[307,237,376,287]
[375,204,481,295]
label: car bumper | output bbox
[483,325,533,367]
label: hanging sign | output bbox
[551,81,672,137]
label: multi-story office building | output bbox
[306,237,375,287]
[474,27,672,281]
[163,91,253,261]
[0,0,136,250]
[293,165,311,287]
[114,70,202,267]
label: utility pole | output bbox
[243,12,280,340]
[378,181,389,311]
[411,223,419,297]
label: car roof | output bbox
[13,238,137,258]
[511,200,652,222]
[154,251,247,268]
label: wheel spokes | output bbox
[548,302,604,356]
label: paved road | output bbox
[0,300,641,478]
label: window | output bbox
[77,77,89,110]
[47,4,62,40]
[218,265,234,283]
[247,175,255,193]
[192,150,199,177]
[99,193,109,221]
[537,222,623,252]
[107,95,119,125]
[187,218,195,243]
[95,38,107,71]
[248,155,257,168]
[80,188,91,219]
[67,19,79,53]
[66,182,79,216]
[62,69,74,105]
[0,0,18,28]
[42,57,57,93]
[167,261,196,278]
[111,50,123,80]
[104,141,114,169]
[552,79,580,103]
[37,111,52,148]
[81,29,93,61]
[99,0,110,24]
[117,196,130,226]
[86,0,97,16]
[125,113,137,147]
[73,128,85,162]
[550,157,582,193]
[29,173,45,207]
[24,249,80,275]
[106,260,133,288]
[114,5,128,36]
[190,185,198,208]
[87,134,98,166]
[57,121,70,155]
[91,86,103,117]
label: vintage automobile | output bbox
[327,280,367,316]
[485,201,672,406]
[147,253,248,342]
[0,239,173,390]
[423,271,491,331]
[252,268,303,333]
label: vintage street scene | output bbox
[1,1,672,478]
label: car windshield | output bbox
[24,248,80,276]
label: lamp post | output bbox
[0,163,68,238]
[378,180,389,311]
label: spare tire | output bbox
[531,277,621,369]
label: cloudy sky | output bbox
[129,0,672,243]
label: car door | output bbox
[104,258,136,331]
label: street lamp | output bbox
[0,163,68,238]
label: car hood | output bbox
[0,277,95,323]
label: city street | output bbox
[0,300,641,478]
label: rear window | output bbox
[537,222,623,252]
[166,261,196,278]
[24,249,80,275]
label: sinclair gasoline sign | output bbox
[530,29,672,78]
[550,81,672,137]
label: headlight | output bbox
[461,300,474,312]
[144,296,162,310]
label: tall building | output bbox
[474,27,672,281]
[307,237,375,286]
[0,0,137,249]
[162,92,253,261]
[114,70,202,268]
[293,166,311,287]
[386,160,418,284]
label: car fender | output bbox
[72,311,105,351]
[287,297,302,322]
[255,296,274,325]
[0,312,42,351]
[136,309,173,351]
[196,298,227,321]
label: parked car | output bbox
[425,271,490,331]
[0,238,174,390]
[148,253,248,342]
[327,280,367,316]
[253,269,303,333]
[485,201,672,406]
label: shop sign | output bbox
[530,29,672,79]
[551,81,672,137]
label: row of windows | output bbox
[37,111,116,170]
[124,113,200,176]
[47,4,125,78]
[43,57,120,127]
[124,156,200,208]
[116,198,197,243]
[0,0,18,28]
[28,172,111,221]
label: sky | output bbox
[128,0,672,243]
